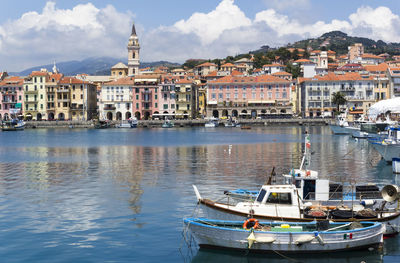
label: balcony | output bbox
[25,89,38,94]
[58,98,70,102]
[1,91,17,95]
[71,104,83,110]
[104,105,116,110]
[2,100,17,103]
[57,88,69,93]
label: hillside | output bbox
[287,31,400,56]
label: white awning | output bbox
[207,101,217,105]
[368,97,400,120]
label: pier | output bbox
[23,118,330,129]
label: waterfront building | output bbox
[388,67,400,97]
[127,23,140,76]
[299,72,375,118]
[132,75,161,120]
[157,76,176,119]
[100,77,134,120]
[0,76,24,120]
[175,78,198,119]
[55,77,97,120]
[364,63,390,101]
[24,71,48,120]
[46,73,63,120]
[206,75,292,119]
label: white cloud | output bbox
[0,1,133,71]
[173,0,251,45]
[1,1,400,72]
[142,2,400,63]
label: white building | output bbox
[100,77,134,120]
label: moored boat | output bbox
[205,118,219,128]
[370,127,400,163]
[184,218,383,253]
[94,119,111,129]
[162,119,174,128]
[1,119,25,131]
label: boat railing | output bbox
[303,189,382,201]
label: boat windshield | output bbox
[256,189,266,202]
[266,192,292,205]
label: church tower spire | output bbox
[128,22,140,76]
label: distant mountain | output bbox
[10,57,181,76]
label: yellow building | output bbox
[175,78,196,119]
[24,71,48,120]
[111,62,128,79]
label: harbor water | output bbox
[0,126,399,262]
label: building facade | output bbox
[100,77,134,121]
[132,75,161,120]
[0,76,24,120]
[206,75,292,118]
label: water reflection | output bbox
[0,126,398,262]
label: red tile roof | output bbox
[103,77,135,86]
[209,74,290,84]
[299,72,374,82]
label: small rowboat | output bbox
[183,218,383,253]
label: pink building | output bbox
[206,75,292,118]
[132,75,161,120]
[156,75,177,119]
[0,76,24,120]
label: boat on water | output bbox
[184,218,383,253]
[1,119,25,131]
[193,134,400,235]
[329,112,357,135]
[162,119,174,128]
[370,126,400,163]
[115,121,132,128]
[205,118,219,128]
[129,117,138,128]
[94,120,111,129]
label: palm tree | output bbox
[332,92,347,113]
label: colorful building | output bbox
[100,77,134,120]
[206,75,292,118]
[132,75,161,120]
[0,76,24,120]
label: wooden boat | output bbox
[94,120,110,129]
[193,184,400,236]
[184,218,383,253]
[1,120,25,131]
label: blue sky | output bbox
[1,0,400,71]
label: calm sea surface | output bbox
[0,126,399,262]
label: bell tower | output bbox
[128,23,140,76]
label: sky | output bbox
[1,0,400,71]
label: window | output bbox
[219,86,223,91]
[155,94,158,100]
[171,104,175,109]
[242,93,246,99]
[268,92,272,99]
[25,95,28,101]
[135,88,139,93]
[40,94,43,99]
[276,93,280,99]
[282,92,287,98]
[266,192,292,205]
[260,93,264,99]
[226,86,230,90]
[218,93,223,99]
[136,95,139,100]
[136,103,139,109]
[256,189,266,202]
[163,104,168,109]
[40,104,43,109]
[226,93,230,99]
[234,93,238,99]
[212,93,216,99]
[81,94,83,99]
[212,86,216,90]
[252,93,256,99]
[234,86,238,91]
[155,103,158,108]
[73,94,75,99]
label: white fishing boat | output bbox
[184,218,383,253]
[1,119,25,131]
[129,117,138,128]
[193,183,400,236]
[162,119,174,128]
[329,112,355,135]
[115,121,132,128]
[205,118,219,128]
[370,127,400,162]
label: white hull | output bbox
[205,123,218,128]
[371,142,400,162]
[185,219,383,252]
[199,203,400,235]
[329,125,357,135]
